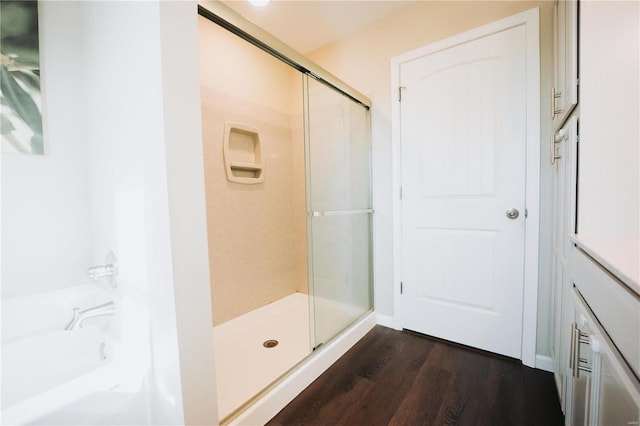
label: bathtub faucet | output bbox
[64,301,116,331]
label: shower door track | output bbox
[197,2,371,110]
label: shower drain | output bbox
[263,339,279,348]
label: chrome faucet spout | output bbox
[64,301,116,331]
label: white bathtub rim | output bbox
[2,282,114,344]
[1,361,122,425]
[1,328,115,409]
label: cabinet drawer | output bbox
[571,247,640,379]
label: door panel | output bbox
[400,25,527,358]
[416,59,497,198]
[414,228,496,310]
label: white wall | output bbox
[80,2,181,423]
[158,2,219,423]
[78,2,218,424]
[307,0,555,358]
[578,1,639,239]
[3,1,219,424]
[1,1,92,299]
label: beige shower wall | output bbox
[198,16,307,326]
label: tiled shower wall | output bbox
[198,16,307,326]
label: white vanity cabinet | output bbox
[551,0,578,131]
[549,0,639,423]
[568,283,640,426]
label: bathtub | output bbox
[1,283,147,425]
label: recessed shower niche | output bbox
[223,123,264,184]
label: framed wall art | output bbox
[1,1,44,155]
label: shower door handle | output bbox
[310,208,374,217]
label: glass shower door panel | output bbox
[306,76,372,347]
[311,214,372,346]
[307,78,371,212]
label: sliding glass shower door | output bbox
[305,76,373,348]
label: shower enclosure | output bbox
[197,5,373,423]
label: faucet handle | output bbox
[87,265,114,280]
[87,251,118,289]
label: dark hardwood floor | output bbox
[267,326,564,426]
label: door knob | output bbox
[505,208,520,219]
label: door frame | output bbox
[390,8,540,367]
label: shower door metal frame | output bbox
[197,1,371,110]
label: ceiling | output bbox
[220,0,415,54]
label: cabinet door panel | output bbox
[570,288,640,426]
[598,348,640,426]
[550,117,578,413]
[569,290,593,426]
[552,0,578,131]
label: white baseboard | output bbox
[535,354,554,373]
[230,312,377,425]
[375,313,394,328]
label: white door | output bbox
[399,25,527,358]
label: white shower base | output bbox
[213,292,311,420]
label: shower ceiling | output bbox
[220,0,415,54]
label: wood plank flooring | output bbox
[267,326,564,426]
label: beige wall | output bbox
[198,16,307,326]
[307,1,555,358]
